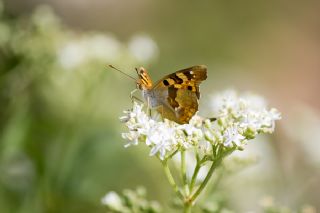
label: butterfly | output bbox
[135,65,207,124]
[109,65,207,124]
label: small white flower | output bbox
[101,191,123,211]
[150,140,172,160]
[198,140,212,154]
[177,123,203,148]
[147,122,177,159]
[189,115,203,127]
[239,111,262,130]
[120,103,179,159]
[122,131,139,148]
[223,125,245,147]
[259,108,281,132]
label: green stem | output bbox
[189,161,201,192]
[189,145,236,203]
[210,168,224,193]
[190,156,222,202]
[161,160,184,201]
[181,150,189,195]
[201,166,224,201]
[183,202,192,213]
[168,149,179,159]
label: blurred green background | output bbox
[1,0,320,212]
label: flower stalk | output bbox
[189,160,201,192]
[161,160,184,201]
[181,150,189,196]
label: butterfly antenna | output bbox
[108,65,137,81]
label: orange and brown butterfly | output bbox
[110,65,207,124]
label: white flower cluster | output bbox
[101,188,162,213]
[210,90,281,135]
[120,90,281,160]
[120,103,203,160]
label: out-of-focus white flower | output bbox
[210,89,238,117]
[284,104,320,164]
[241,93,267,110]
[58,33,158,70]
[101,191,123,211]
[102,188,162,212]
[58,40,87,69]
[57,34,122,69]
[121,90,281,161]
[128,34,158,62]
[121,131,139,147]
[86,34,121,61]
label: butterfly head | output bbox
[136,67,153,90]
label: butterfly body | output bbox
[141,89,162,108]
[136,65,207,124]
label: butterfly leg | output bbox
[208,117,217,122]
[147,97,152,117]
[159,105,164,122]
[130,89,143,103]
[202,117,217,124]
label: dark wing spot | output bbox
[183,71,194,80]
[187,86,193,91]
[170,74,183,84]
[163,79,169,86]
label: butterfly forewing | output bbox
[153,65,207,90]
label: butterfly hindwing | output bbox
[174,88,199,123]
[152,65,207,124]
[152,87,198,124]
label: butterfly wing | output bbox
[152,65,207,124]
